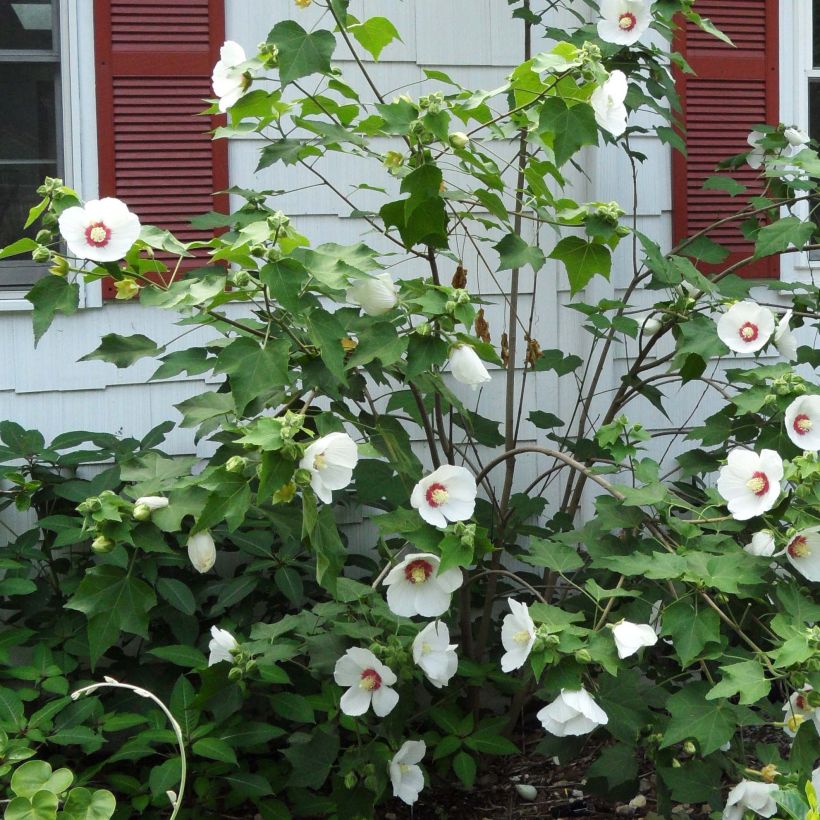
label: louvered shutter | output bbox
[672,0,779,278]
[94,0,228,298]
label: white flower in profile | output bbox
[784,126,810,148]
[211,40,249,112]
[774,310,798,361]
[716,449,783,521]
[346,273,398,316]
[187,531,216,573]
[58,198,141,263]
[610,620,658,659]
[410,465,477,529]
[412,621,458,688]
[208,626,238,666]
[596,0,653,46]
[537,688,608,737]
[716,301,775,354]
[333,647,399,717]
[299,432,358,504]
[744,530,776,557]
[747,130,767,170]
[449,344,491,390]
[389,740,426,805]
[135,496,169,511]
[500,599,536,672]
[781,686,815,737]
[383,553,463,618]
[590,70,628,137]
[722,780,778,820]
[785,395,820,451]
[785,527,820,582]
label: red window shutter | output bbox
[94,0,229,299]
[672,0,779,278]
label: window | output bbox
[0,0,61,288]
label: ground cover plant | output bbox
[2,0,820,817]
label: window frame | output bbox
[0,0,64,293]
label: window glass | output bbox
[0,1,53,51]
[815,0,820,68]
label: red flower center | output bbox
[618,12,637,31]
[738,322,759,342]
[788,535,809,559]
[746,471,769,497]
[85,221,112,248]
[793,414,813,435]
[359,668,382,690]
[795,694,808,710]
[425,482,449,508]
[404,558,434,585]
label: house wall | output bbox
[2,1,797,533]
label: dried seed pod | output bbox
[475,308,491,343]
[451,264,468,289]
[500,332,510,367]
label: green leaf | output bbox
[57,787,116,820]
[754,216,815,259]
[11,761,72,798]
[586,744,638,790]
[0,686,25,731]
[6,791,59,820]
[0,237,37,260]
[307,309,348,386]
[349,16,400,60]
[706,660,771,705]
[272,693,314,724]
[494,233,545,273]
[156,578,196,616]
[550,236,611,293]
[523,536,583,572]
[80,334,163,369]
[437,532,473,575]
[0,578,37,596]
[26,276,80,345]
[195,471,252,533]
[661,682,737,755]
[283,728,339,789]
[658,760,722,804]
[215,337,290,415]
[151,348,211,382]
[147,645,207,669]
[175,392,235,428]
[538,97,598,166]
[452,751,476,788]
[192,738,238,766]
[660,600,721,667]
[268,21,336,86]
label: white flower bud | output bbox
[449,131,470,149]
[187,531,216,573]
[449,344,491,389]
[346,273,398,316]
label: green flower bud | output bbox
[91,535,114,554]
[264,248,282,263]
[364,775,379,792]
[244,659,256,673]
[31,245,51,263]
[267,211,290,231]
[233,271,252,287]
[671,758,682,768]
[227,667,243,682]
[49,255,69,277]
[344,771,358,790]
[449,131,470,149]
[682,741,696,755]
[133,503,152,522]
[36,177,63,196]
[444,300,457,313]
[574,648,592,664]
[294,467,312,486]
[35,229,52,244]
[415,322,431,336]
[225,455,247,474]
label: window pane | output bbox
[816,0,820,68]
[0,1,54,51]
[0,61,57,252]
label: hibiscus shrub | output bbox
[3,0,820,818]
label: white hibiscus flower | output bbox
[716,449,783,521]
[590,70,628,137]
[785,395,820,451]
[610,620,658,659]
[785,527,820,582]
[744,530,776,557]
[537,688,608,737]
[500,599,536,672]
[410,465,477,529]
[333,647,399,717]
[716,301,775,354]
[208,626,237,666]
[747,130,767,170]
[383,553,463,618]
[299,432,358,504]
[596,0,653,46]
[774,310,798,361]
[781,686,815,737]
[412,621,458,688]
[389,740,426,805]
[211,40,250,112]
[784,127,810,148]
[346,273,398,316]
[722,780,778,820]
[449,345,491,389]
[187,531,216,573]
[58,198,141,263]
